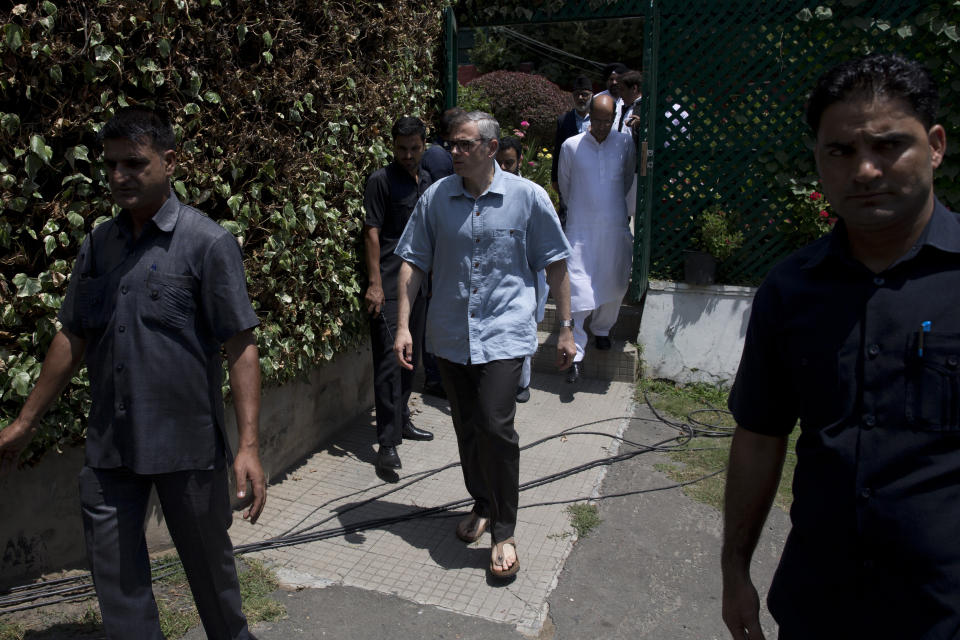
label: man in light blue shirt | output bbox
[393,111,575,579]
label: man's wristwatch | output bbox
[559,319,574,328]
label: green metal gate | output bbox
[447,1,949,299]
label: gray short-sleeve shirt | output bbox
[59,192,259,473]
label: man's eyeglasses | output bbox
[443,138,485,152]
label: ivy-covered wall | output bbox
[0,0,449,463]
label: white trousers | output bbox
[572,300,622,362]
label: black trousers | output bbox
[370,296,425,446]
[78,465,251,640]
[437,357,523,543]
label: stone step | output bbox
[538,300,643,341]
[531,330,639,383]
[531,300,642,384]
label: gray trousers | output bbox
[78,465,251,640]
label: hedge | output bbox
[0,0,449,464]
[466,70,569,142]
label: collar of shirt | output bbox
[116,189,182,239]
[388,160,429,188]
[801,197,960,271]
[451,161,506,200]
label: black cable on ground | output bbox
[0,392,735,616]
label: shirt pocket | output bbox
[905,332,960,431]
[77,274,112,330]
[488,228,525,266]
[142,272,198,330]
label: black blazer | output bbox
[551,109,583,185]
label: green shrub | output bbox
[466,70,569,141]
[0,0,449,464]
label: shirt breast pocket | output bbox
[78,274,112,330]
[488,228,525,265]
[142,272,198,330]
[905,333,960,431]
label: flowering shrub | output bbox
[694,204,745,261]
[781,180,836,245]
[466,71,569,142]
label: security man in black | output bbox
[0,107,266,640]
[722,55,957,640]
[362,116,434,472]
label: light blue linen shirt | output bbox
[396,163,571,364]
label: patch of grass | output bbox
[566,503,601,538]
[639,378,797,513]
[149,553,285,639]
[238,558,285,624]
[0,622,25,640]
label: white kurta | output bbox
[558,130,636,312]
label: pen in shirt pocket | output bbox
[918,320,931,357]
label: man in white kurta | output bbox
[558,94,636,380]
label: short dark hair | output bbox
[805,53,940,135]
[439,107,467,138]
[99,106,176,151]
[498,135,522,160]
[620,70,643,90]
[392,116,426,141]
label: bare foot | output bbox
[456,513,489,543]
[490,538,519,577]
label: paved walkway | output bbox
[228,372,637,636]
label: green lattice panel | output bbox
[637,0,937,290]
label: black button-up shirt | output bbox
[729,199,960,639]
[362,162,431,300]
[59,192,258,474]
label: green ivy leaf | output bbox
[237,24,247,44]
[203,91,221,104]
[13,273,41,297]
[24,153,43,180]
[158,38,171,57]
[262,31,273,47]
[64,145,89,170]
[262,51,273,64]
[42,1,57,15]
[43,235,57,255]
[94,45,113,61]
[1,112,19,134]
[30,135,53,163]
[4,24,24,51]
[174,180,188,199]
[11,371,32,397]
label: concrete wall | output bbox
[638,280,756,386]
[0,341,373,588]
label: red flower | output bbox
[819,210,829,218]
[809,191,822,200]
[828,216,838,226]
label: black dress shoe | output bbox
[402,421,434,441]
[377,445,402,469]
[516,386,530,403]
[594,335,612,350]
[566,361,582,384]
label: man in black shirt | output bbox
[0,107,265,640]
[722,54,953,639]
[363,116,434,472]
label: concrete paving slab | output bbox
[228,371,636,636]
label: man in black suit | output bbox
[551,75,594,227]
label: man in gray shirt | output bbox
[0,107,266,640]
